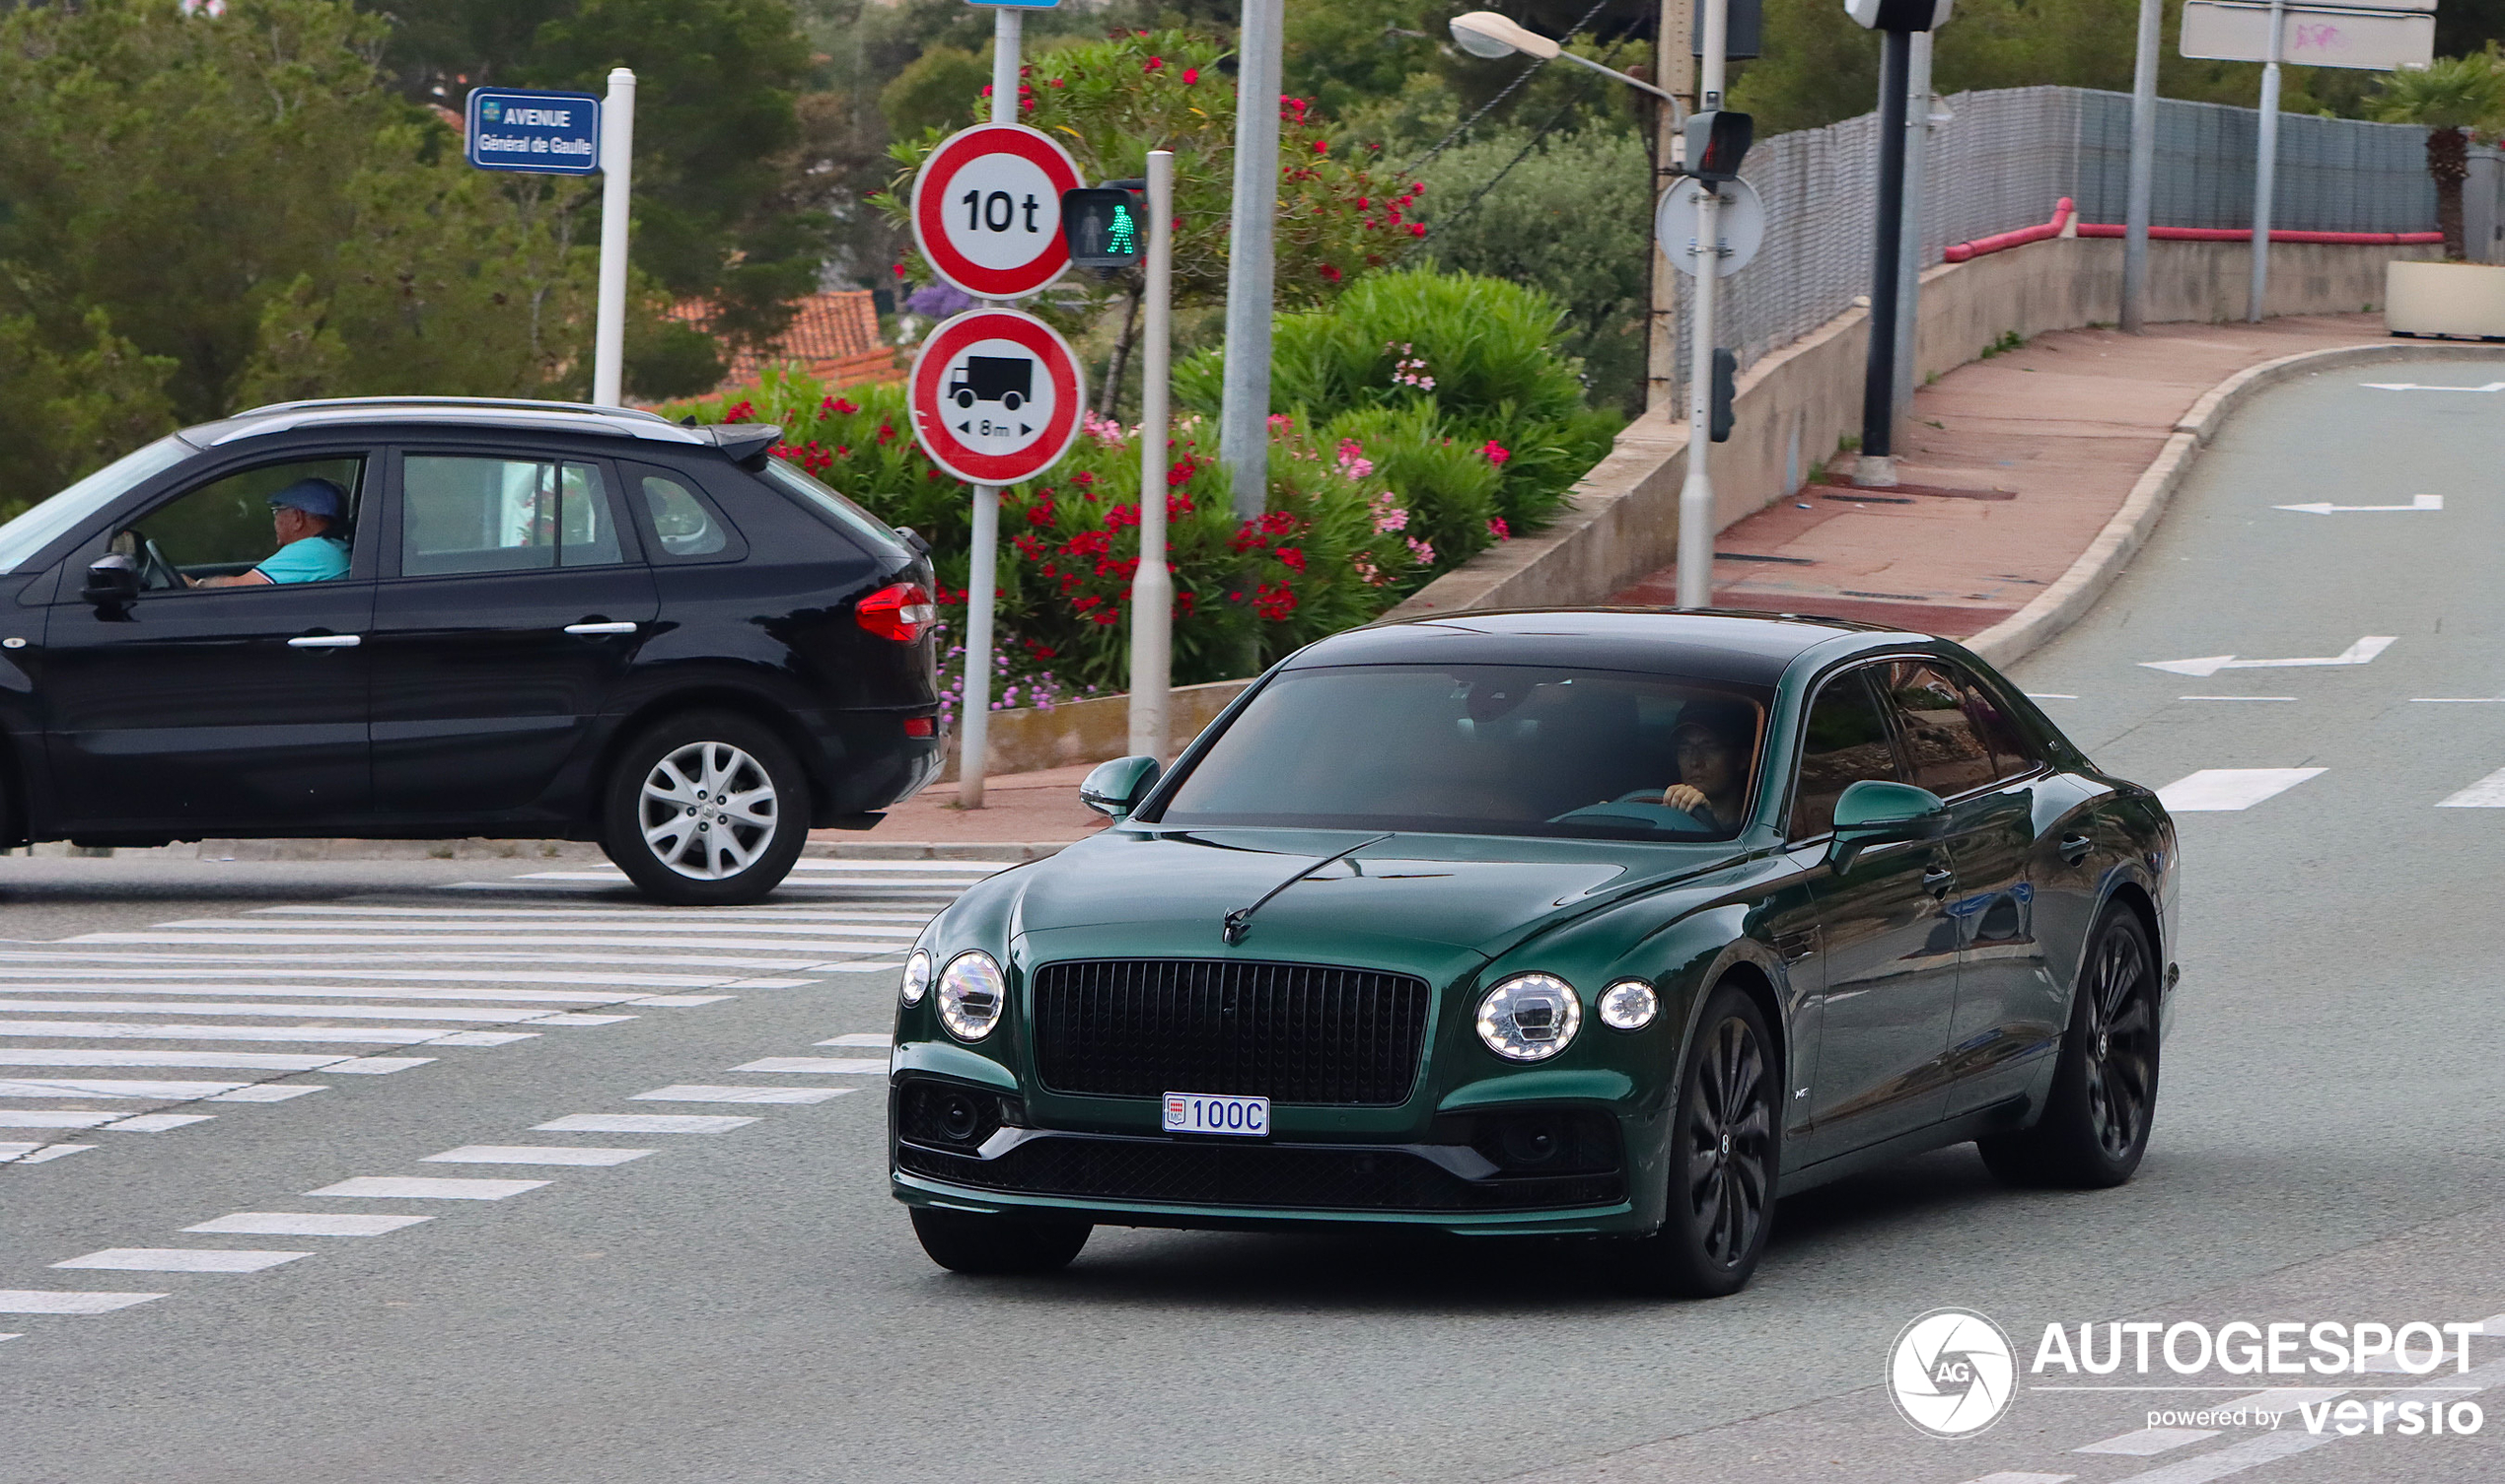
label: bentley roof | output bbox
[1290,607,1919,686]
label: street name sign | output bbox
[2181,0,2433,70]
[907,309,1085,486]
[465,89,603,176]
[909,123,1085,300]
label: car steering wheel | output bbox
[139,537,180,591]
[1547,790,1711,830]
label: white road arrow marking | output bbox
[2274,494,2442,514]
[2362,381,2505,392]
[2140,636,2395,678]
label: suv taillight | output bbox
[856,583,936,642]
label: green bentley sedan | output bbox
[889,609,2178,1295]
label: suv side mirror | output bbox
[1827,779,1947,870]
[1079,755,1162,820]
[82,554,141,614]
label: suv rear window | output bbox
[755,459,909,562]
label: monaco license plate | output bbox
[1163,1091,1269,1137]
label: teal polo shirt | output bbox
[254,534,350,585]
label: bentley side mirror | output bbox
[1079,755,1162,821]
[82,554,141,614]
[1826,779,1948,872]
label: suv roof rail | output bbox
[234,395,679,426]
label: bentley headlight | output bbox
[899,949,933,1006]
[935,951,1006,1041]
[1598,978,1660,1031]
[1475,973,1582,1062]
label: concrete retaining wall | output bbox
[1384,235,2428,621]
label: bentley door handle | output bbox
[562,620,640,636]
[1921,866,1956,897]
[2058,833,2093,866]
[286,633,361,649]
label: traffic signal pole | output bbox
[1855,29,1911,487]
[1128,151,1176,761]
[1675,0,1730,608]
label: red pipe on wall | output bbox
[1941,199,2440,261]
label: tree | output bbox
[375,0,823,349]
[2373,52,2505,260]
[0,0,619,502]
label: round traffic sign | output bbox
[909,123,1084,300]
[907,309,1086,486]
[1655,177,1766,278]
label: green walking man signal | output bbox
[1061,181,1148,275]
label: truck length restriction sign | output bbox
[908,309,1086,486]
[909,123,1084,300]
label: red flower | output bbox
[1073,470,1096,486]
[834,445,850,458]
[1091,610,1119,625]
[1319,263,1342,282]
[1027,501,1055,526]
[1408,222,1427,238]
[891,261,905,279]
[1144,55,1164,71]
[723,400,754,423]
[1166,457,1196,487]
[1312,138,1327,155]
[1049,77,1065,88]
[980,84,993,97]
[822,395,859,415]
[876,421,896,446]
[1274,545,1307,572]
[1252,580,1299,621]
[1021,97,1035,112]
[1482,439,1512,466]
[1181,67,1199,84]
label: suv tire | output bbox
[600,710,811,905]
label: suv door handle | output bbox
[1921,865,1956,897]
[286,634,361,649]
[2058,833,2093,866]
[562,621,640,635]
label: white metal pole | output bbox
[2248,0,2284,322]
[957,9,1022,809]
[591,67,636,407]
[1892,31,1933,437]
[1649,0,1695,415]
[1219,0,1283,528]
[2121,0,2161,333]
[1676,0,1730,609]
[1128,151,1176,762]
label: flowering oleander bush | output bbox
[664,369,1427,700]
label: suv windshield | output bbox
[1151,663,1772,841]
[0,435,196,574]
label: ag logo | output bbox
[1889,1307,2017,1438]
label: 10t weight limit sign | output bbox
[909,123,1084,300]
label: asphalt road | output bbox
[5,356,2505,1484]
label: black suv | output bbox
[0,397,943,902]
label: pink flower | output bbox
[1405,536,1436,564]
[1487,517,1511,540]
[1482,440,1511,466]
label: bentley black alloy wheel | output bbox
[1616,983,1776,1298]
[1979,904,2160,1188]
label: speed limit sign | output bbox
[909,122,1084,300]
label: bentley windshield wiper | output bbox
[1221,833,1394,946]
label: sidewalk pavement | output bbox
[1610,315,2397,632]
[827,762,1109,855]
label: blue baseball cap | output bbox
[268,477,347,522]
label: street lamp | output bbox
[1449,11,1746,610]
[1447,12,1682,104]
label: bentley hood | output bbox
[974,826,1742,974]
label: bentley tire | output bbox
[1613,984,1777,1299]
[1978,905,2160,1189]
[910,1207,1092,1275]
[599,710,810,906]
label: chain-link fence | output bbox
[1679,85,2438,387]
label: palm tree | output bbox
[2373,53,2505,261]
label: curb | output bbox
[1961,341,2505,671]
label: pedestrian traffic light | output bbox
[1061,184,1145,275]
[1682,110,1754,183]
[1710,348,1737,443]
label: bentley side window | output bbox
[1789,670,1900,839]
[1882,661,1997,798]
[1955,669,2041,779]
